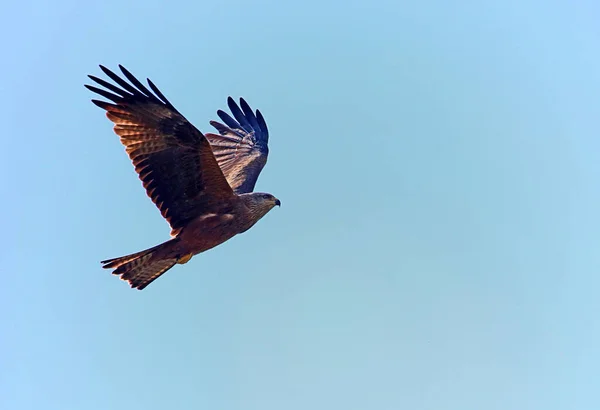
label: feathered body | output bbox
[86,65,279,290]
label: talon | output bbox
[177,253,193,264]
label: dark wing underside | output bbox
[205,97,269,194]
[86,65,234,236]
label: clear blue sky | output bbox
[2,1,600,409]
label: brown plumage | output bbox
[86,65,280,290]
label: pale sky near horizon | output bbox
[2,1,600,409]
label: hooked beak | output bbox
[275,199,281,207]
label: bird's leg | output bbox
[177,253,193,264]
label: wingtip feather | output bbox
[91,99,113,109]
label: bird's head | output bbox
[241,192,281,220]
[253,192,281,209]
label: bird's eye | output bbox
[263,194,270,199]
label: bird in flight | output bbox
[86,65,280,290]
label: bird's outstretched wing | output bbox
[86,65,234,236]
[205,97,269,194]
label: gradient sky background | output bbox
[2,1,600,409]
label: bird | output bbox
[85,65,280,290]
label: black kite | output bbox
[86,65,280,290]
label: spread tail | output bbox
[101,238,181,290]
